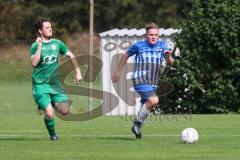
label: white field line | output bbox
[0,134,240,138]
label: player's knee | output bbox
[44,104,55,119]
[148,96,159,106]
[45,112,54,119]
[56,103,70,116]
[59,109,69,116]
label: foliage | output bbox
[0,0,187,41]
[159,0,240,113]
[0,1,25,41]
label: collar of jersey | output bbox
[145,40,160,47]
[42,38,52,43]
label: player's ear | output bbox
[38,29,43,35]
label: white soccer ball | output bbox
[181,128,199,143]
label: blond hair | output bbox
[145,22,159,32]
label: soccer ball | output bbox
[181,128,199,143]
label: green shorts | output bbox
[33,93,68,111]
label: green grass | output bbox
[0,83,240,160]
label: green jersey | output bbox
[30,38,69,95]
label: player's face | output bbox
[39,22,52,38]
[146,28,159,45]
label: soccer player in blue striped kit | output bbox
[112,23,174,139]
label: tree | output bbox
[0,1,25,42]
[95,0,187,31]
[0,0,187,41]
[160,0,240,113]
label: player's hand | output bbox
[164,50,175,65]
[36,37,42,47]
[164,49,172,57]
[111,72,121,83]
[74,72,82,84]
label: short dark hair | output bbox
[145,22,159,32]
[35,18,51,36]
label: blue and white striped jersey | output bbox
[127,40,170,86]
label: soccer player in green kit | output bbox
[30,18,82,141]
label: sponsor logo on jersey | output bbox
[157,47,162,52]
[52,45,56,50]
[42,55,57,64]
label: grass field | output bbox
[0,83,240,160]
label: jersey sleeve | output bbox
[58,40,69,56]
[127,43,138,57]
[30,42,38,58]
[163,41,171,53]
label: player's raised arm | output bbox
[111,53,129,83]
[66,51,82,84]
[31,37,42,66]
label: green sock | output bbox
[44,118,56,136]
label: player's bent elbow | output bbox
[31,57,39,67]
[31,61,37,67]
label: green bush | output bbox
[159,0,240,113]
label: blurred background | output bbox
[0,0,239,114]
[0,0,187,84]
